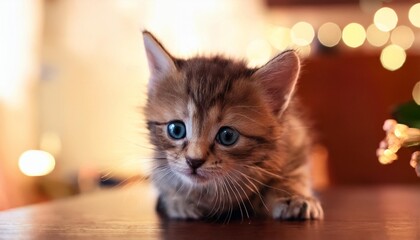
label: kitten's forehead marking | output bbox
[185,100,208,159]
[186,100,195,140]
[188,97,222,137]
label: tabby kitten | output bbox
[143,31,323,221]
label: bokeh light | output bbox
[409,3,420,28]
[380,44,406,71]
[390,25,415,50]
[413,81,420,105]
[374,7,398,32]
[18,150,56,176]
[297,45,312,58]
[269,26,292,51]
[246,39,272,67]
[366,24,389,47]
[317,22,341,47]
[291,21,315,46]
[342,23,366,48]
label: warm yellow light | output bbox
[380,44,406,71]
[366,24,389,47]
[317,22,341,47]
[409,3,420,28]
[413,81,420,105]
[390,25,414,50]
[383,149,398,160]
[269,26,292,51]
[379,155,392,164]
[297,45,311,58]
[18,150,56,176]
[410,152,419,169]
[291,21,315,46]
[374,7,398,32]
[342,23,366,48]
[246,39,272,67]
[0,1,38,106]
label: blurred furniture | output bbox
[0,183,419,239]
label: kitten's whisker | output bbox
[211,179,225,221]
[124,140,159,151]
[100,170,116,181]
[242,172,270,212]
[207,181,220,219]
[208,179,223,220]
[230,113,268,128]
[186,183,193,203]
[233,168,292,197]
[129,158,167,164]
[219,179,229,220]
[103,176,145,194]
[242,165,288,180]
[220,178,234,224]
[151,166,172,178]
[224,175,246,222]
[237,161,288,178]
[232,169,269,213]
[152,166,173,187]
[197,183,204,207]
[230,172,257,214]
[211,178,227,222]
[226,175,247,221]
[174,176,186,197]
[227,173,253,220]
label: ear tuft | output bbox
[142,31,176,90]
[252,50,300,116]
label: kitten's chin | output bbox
[177,169,211,184]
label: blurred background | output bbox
[1,0,420,210]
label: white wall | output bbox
[0,0,42,209]
[40,0,267,178]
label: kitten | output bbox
[143,31,323,221]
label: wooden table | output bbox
[0,183,419,240]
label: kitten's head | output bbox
[143,31,300,186]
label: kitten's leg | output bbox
[267,165,324,220]
[156,194,204,220]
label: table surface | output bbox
[0,183,419,240]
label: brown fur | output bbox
[143,31,323,221]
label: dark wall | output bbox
[298,52,420,185]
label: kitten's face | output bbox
[146,58,279,184]
[143,32,300,186]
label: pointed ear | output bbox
[252,50,300,116]
[142,31,176,89]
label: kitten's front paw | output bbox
[272,196,323,220]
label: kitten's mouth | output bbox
[182,169,209,182]
[172,165,212,183]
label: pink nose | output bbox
[186,157,205,170]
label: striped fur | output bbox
[143,31,323,221]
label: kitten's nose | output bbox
[186,157,205,170]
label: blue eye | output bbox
[167,121,186,140]
[216,127,239,146]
